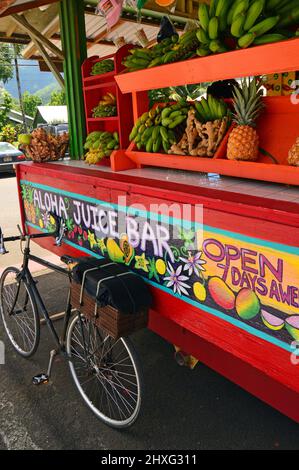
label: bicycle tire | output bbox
[66,313,144,429]
[0,267,40,357]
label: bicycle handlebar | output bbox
[0,212,67,253]
[3,232,56,243]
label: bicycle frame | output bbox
[5,231,72,353]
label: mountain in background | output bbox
[4,59,59,103]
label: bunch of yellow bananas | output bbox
[98,92,116,107]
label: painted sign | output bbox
[20,180,299,352]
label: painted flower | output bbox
[97,237,107,255]
[87,230,97,249]
[178,228,195,250]
[134,253,149,273]
[164,262,191,296]
[179,251,206,276]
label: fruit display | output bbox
[123,32,199,71]
[84,131,119,164]
[194,94,229,122]
[129,94,230,157]
[129,102,189,153]
[171,109,229,156]
[288,137,299,166]
[91,59,114,76]
[227,77,264,161]
[18,128,69,163]
[122,1,298,73]
[92,93,117,118]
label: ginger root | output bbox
[169,110,228,157]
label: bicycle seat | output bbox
[72,257,152,315]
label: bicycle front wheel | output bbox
[0,267,40,357]
[66,313,143,429]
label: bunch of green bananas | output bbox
[92,104,117,118]
[91,59,114,76]
[196,1,230,55]
[129,103,189,153]
[266,0,299,28]
[123,31,200,72]
[84,131,119,164]
[196,0,298,55]
[195,95,229,123]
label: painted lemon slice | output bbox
[261,309,284,331]
[193,282,206,302]
[285,316,299,340]
[156,259,166,275]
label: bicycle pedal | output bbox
[32,373,49,385]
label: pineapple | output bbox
[288,138,299,166]
[227,78,264,161]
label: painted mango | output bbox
[208,277,235,310]
[106,238,125,263]
[261,309,284,331]
[119,234,134,265]
[236,288,260,320]
[285,316,299,340]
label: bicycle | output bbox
[0,217,143,428]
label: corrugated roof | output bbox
[35,106,68,124]
[0,3,192,61]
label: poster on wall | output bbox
[21,180,299,352]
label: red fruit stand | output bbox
[15,12,299,423]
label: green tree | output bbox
[22,91,42,117]
[48,89,66,106]
[0,90,12,129]
[0,124,18,143]
[0,44,14,84]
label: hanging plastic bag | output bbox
[96,0,123,29]
[157,15,178,43]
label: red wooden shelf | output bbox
[115,38,299,93]
[112,97,299,186]
[84,81,116,91]
[123,150,299,186]
[81,45,135,155]
[83,70,115,84]
[87,116,118,122]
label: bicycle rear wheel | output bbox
[0,267,40,357]
[66,313,143,429]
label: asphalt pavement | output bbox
[1,173,299,450]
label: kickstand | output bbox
[32,349,57,385]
